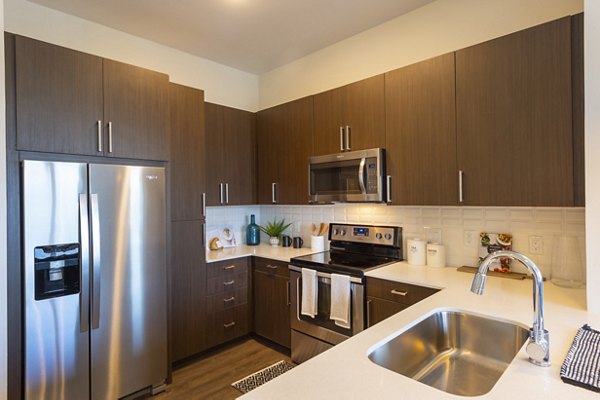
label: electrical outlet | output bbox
[529,236,544,255]
[464,230,477,246]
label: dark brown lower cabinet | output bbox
[366,277,438,327]
[205,258,251,348]
[253,257,291,348]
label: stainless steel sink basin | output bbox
[368,309,529,397]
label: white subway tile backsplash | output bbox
[207,203,585,277]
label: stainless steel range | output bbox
[289,223,402,363]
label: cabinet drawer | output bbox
[207,287,248,312]
[366,277,438,306]
[206,304,249,348]
[206,257,249,278]
[206,271,247,295]
[366,296,408,327]
[253,257,289,278]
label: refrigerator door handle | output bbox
[90,193,102,329]
[79,194,90,333]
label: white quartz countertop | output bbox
[239,261,599,399]
[206,244,317,263]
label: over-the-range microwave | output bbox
[308,148,386,203]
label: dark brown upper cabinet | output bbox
[169,83,206,222]
[257,96,313,204]
[205,102,256,206]
[456,17,574,206]
[385,53,458,205]
[313,74,385,155]
[14,35,168,161]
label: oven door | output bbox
[290,269,364,346]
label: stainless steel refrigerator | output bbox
[22,160,167,399]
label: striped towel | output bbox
[561,324,600,392]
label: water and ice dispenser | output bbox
[34,243,80,300]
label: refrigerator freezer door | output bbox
[23,160,90,400]
[89,164,167,399]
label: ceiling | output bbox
[27,0,436,74]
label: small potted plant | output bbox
[260,218,292,246]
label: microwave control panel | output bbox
[365,157,378,194]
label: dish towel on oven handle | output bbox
[301,268,318,318]
[560,324,600,392]
[330,273,351,329]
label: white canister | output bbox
[426,243,446,268]
[407,238,427,266]
[311,235,325,252]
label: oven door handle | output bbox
[289,265,363,284]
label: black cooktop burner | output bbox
[290,250,400,277]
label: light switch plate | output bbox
[529,236,544,255]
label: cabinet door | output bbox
[253,270,291,348]
[169,83,206,221]
[15,36,103,155]
[222,107,256,205]
[385,53,458,205]
[313,87,344,155]
[103,59,169,161]
[456,17,573,206]
[256,105,283,204]
[204,102,225,206]
[342,74,386,152]
[366,296,407,327]
[170,220,207,362]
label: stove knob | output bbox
[340,230,346,236]
[332,228,339,236]
[375,233,383,239]
[385,233,392,240]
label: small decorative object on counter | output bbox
[293,237,304,248]
[206,225,236,251]
[311,235,325,252]
[281,235,292,247]
[260,218,292,247]
[246,214,260,246]
[426,243,446,268]
[407,238,426,266]
[479,233,512,272]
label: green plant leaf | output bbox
[259,218,292,238]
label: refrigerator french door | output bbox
[23,160,167,399]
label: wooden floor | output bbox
[155,337,291,400]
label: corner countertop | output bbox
[206,244,317,263]
[239,261,599,399]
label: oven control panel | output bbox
[329,223,401,247]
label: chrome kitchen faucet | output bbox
[470,250,550,367]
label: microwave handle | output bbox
[358,158,366,194]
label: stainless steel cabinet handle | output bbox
[386,175,392,203]
[79,194,90,333]
[225,183,229,204]
[287,280,291,306]
[272,182,277,203]
[224,296,235,303]
[107,121,113,153]
[96,120,103,152]
[224,321,236,328]
[266,264,278,269]
[219,183,224,204]
[90,194,101,329]
[458,170,464,203]
[366,299,372,327]
[223,264,236,270]
[391,289,408,297]
[345,125,351,150]
[340,126,345,151]
[223,280,235,286]
[201,192,206,218]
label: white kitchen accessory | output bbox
[426,243,446,268]
[311,235,325,252]
[407,238,426,266]
[551,235,585,288]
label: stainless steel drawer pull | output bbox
[223,321,236,328]
[223,265,236,270]
[107,121,113,153]
[339,126,345,151]
[458,170,464,203]
[97,120,103,152]
[391,289,408,296]
[224,297,235,303]
[223,280,235,286]
[266,264,278,269]
[345,125,351,150]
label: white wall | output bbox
[3,0,259,111]
[259,0,583,109]
[585,1,600,312]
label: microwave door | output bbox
[310,159,362,201]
